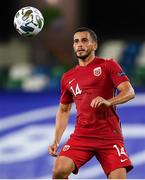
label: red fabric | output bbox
[60,57,129,140]
[59,136,133,176]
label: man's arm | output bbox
[108,81,135,106]
[48,103,72,156]
[90,81,135,108]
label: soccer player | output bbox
[48,27,135,179]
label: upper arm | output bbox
[117,81,135,96]
[60,74,73,104]
[106,59,129,88]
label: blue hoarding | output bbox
[0,91,145,179]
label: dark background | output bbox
[1,1,145,41]
[79,1,145,39]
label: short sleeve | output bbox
[60,74,74,104]
[106,59,129,87]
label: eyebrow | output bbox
[74,37,89,41]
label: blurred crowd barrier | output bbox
[0,39,145,92]
[98,39,145,89]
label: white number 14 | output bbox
[70,83,82,96]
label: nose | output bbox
[77,41,83,48]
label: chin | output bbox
[77,55,88,60]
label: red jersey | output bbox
[60,57,129,140]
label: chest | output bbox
[66,66,112,96]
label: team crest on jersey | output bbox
[63,145,70,151]
[93,67,102,76]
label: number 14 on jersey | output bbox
[70,83,82,96]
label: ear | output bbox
[93,42,98,51]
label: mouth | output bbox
[77,49,85,52]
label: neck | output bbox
[78,54,95,67]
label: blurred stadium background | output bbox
[0,0,145,179]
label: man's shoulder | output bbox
[95,57,118,67]
[95,56,115,63]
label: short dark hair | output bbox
[74,27,97,43]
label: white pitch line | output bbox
[0,104,76,131]
[122,124,145,138]
[119,93,145,107]
[0,94,144,131]
[0,106,58,131]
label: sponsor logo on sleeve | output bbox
[118,71,126,77]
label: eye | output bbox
[82,38,88,43]
[74,39,79,43]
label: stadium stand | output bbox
[0,39,144,91]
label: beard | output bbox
[74,49,92,61]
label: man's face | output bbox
[73,31,97,60]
